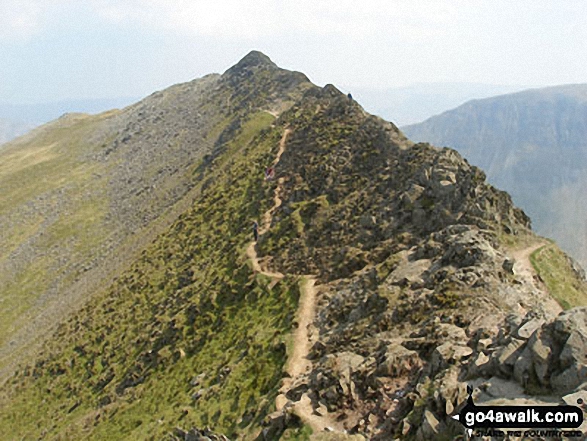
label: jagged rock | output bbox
[430,323,469,347]
[479,376,525,400]
[558,328,587,370]
[431,342,473,373]
[503,314,524,339]
[328,352,365,378]
[386,257,431,287]
[416,410,442,441]
[553,307,587,336]
[258,409,300,441]
[467,351,491,378]
[378,343,422,377]
[441,228,499,268]
[435,367,468,415]
[529,329,554,385]
[477,338,492,351]
[502,258,515,274]
[550,308,587,394]
[551,367,586,395]
[494,337,525,374]
[513,347,535,388]
[516,318,544,339]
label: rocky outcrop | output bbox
[260,85,530,282]
[403,84,587,270]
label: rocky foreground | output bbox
[255,83,587,439]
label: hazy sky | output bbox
[1,0,586,104]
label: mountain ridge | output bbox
[0,52,586,440]
[0,51,313,379]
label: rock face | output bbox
[256,84,586,438]
[260,85,529,281]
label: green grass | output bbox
[281,424,313,440]
[0,114,115,347]
[0,96,275,371]
[530,244,587,309]
[0,114,298,440]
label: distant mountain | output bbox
[403,84,587,268]
[0,97,140,145]
[0,97,140,124]
[0,118,35,145]
[351,82,527,126]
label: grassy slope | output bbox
[0,89,238,373]
[530,243,587,309]
[0,112,299,440]
[0,114,114,345]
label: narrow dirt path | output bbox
[280,277,343,432]
[509,241,548,283]
[287,277,317,379]
[245,128,290,279]
[507,240,563,316]
[246,128,340,433]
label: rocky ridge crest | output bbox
[257,85,586,439]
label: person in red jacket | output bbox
[265,167,275,180]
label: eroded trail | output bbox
[247,128,340,433]
[278,277,342,432]
[245,128,290,280]
[510,241,547,283]
[287,277,317,379]
[507,240,563,317]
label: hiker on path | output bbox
[252,221,259,242]
[265,167,275,180]
[347,92,353,101]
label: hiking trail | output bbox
[509,241,563,315]
[510,241,548,284]
[246,128,341,433]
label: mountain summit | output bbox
[228,50,277,71]
[0,54,586,440]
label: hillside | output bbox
[1,54,587,440]
[0,51,312,379]
[403,84,587,269]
